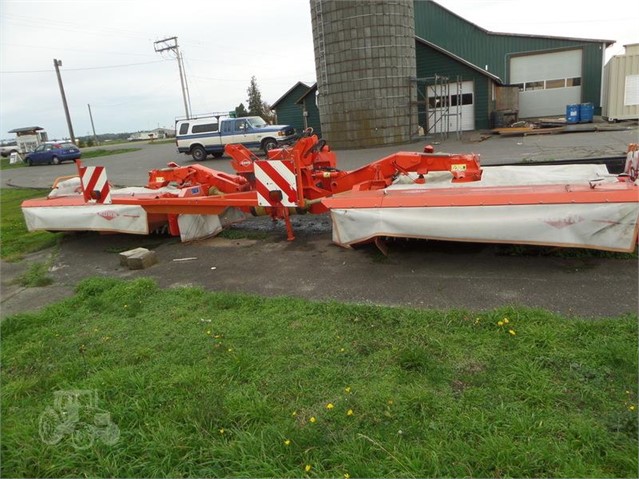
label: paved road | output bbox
[2,126,637,189]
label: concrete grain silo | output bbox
[310,0,417,148]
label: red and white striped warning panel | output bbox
[80,166,112,204]
[254,160,298,207]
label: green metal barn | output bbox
[414,0,614,131]
[276,0,616,139]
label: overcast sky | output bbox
[0,0,636,140]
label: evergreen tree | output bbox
[247,76,264,118]
[235,103,249,117]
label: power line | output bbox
[2,41,159,58]
[0,60,171,74]
[3,14,154,41]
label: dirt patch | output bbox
[1,219,637,320]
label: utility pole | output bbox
[53,59,76,144]
[87,104,99,146]
[179,50,193,118]
[154,36,191,119]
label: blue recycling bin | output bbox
[566,104,580,124]
[579,102,594,123]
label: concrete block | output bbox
[119,247,148,266]
[119,247,158,270]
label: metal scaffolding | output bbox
[410,75,463,140]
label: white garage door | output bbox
[427,80,475,132]
[511,49,582,118]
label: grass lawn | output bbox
[0,188,61,261]
[0,157,27,170]
[0,148,140,170]
[1,277,637,478]
[81,148,140,159]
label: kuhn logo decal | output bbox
[545,215,584,229]
[98,210,118,221]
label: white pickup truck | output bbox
[175,116,296,161]
[0,141,19,158]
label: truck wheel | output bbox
[262,139,277,153]
[191,146,207,162]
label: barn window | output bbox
[451,93,473,106]
[546,79,565,89]
[524,81,544,91]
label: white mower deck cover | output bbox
[330,164,639,252]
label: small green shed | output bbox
[296,83,322,137]
[272,82,311,133]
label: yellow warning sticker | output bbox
[451,164,467,171]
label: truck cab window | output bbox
[246,117,267,129]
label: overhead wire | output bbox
[1,41,159,58]
[2,14,155,42]
[0,59,172,74]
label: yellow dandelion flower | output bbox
[284,439,291,446]
[124,304,128,308]
[292,411,297,417]
[309,416,316,423]
[326,403,334,410]
[344,387,351,393]
[207,330,211,335]
[305,464,312,472]
[387,400,394,405]
[228,348,233,352]
[629,405,636,411]
[340,348,345,352]
[508,329,516,336]
[626,390,631,395]
[344,474,350,479]
[347,409,354,416]
[497,321,504,327]
[219,428,225,434]
[503,318,509,324]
